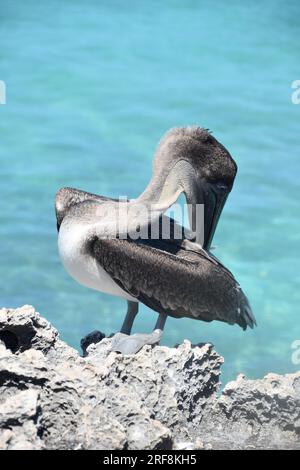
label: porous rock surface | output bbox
[0,305,299,450]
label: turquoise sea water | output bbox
[1,1,300,385]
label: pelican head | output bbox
[150,126,237,250]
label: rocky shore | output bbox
[0,305,299,450]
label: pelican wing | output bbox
[91,236,255,329]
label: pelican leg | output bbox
[120,301,139,334]
[111,311,167,355]
[154,312,167,332]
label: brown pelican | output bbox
[55,127,255,353]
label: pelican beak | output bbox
[186,181,229,250]
[202,184,228,251]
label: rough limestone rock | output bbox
[0,306,299,450]
[199,372,300,450]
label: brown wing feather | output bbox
[92,236,245,326]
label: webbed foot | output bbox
[111,329,163,354]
